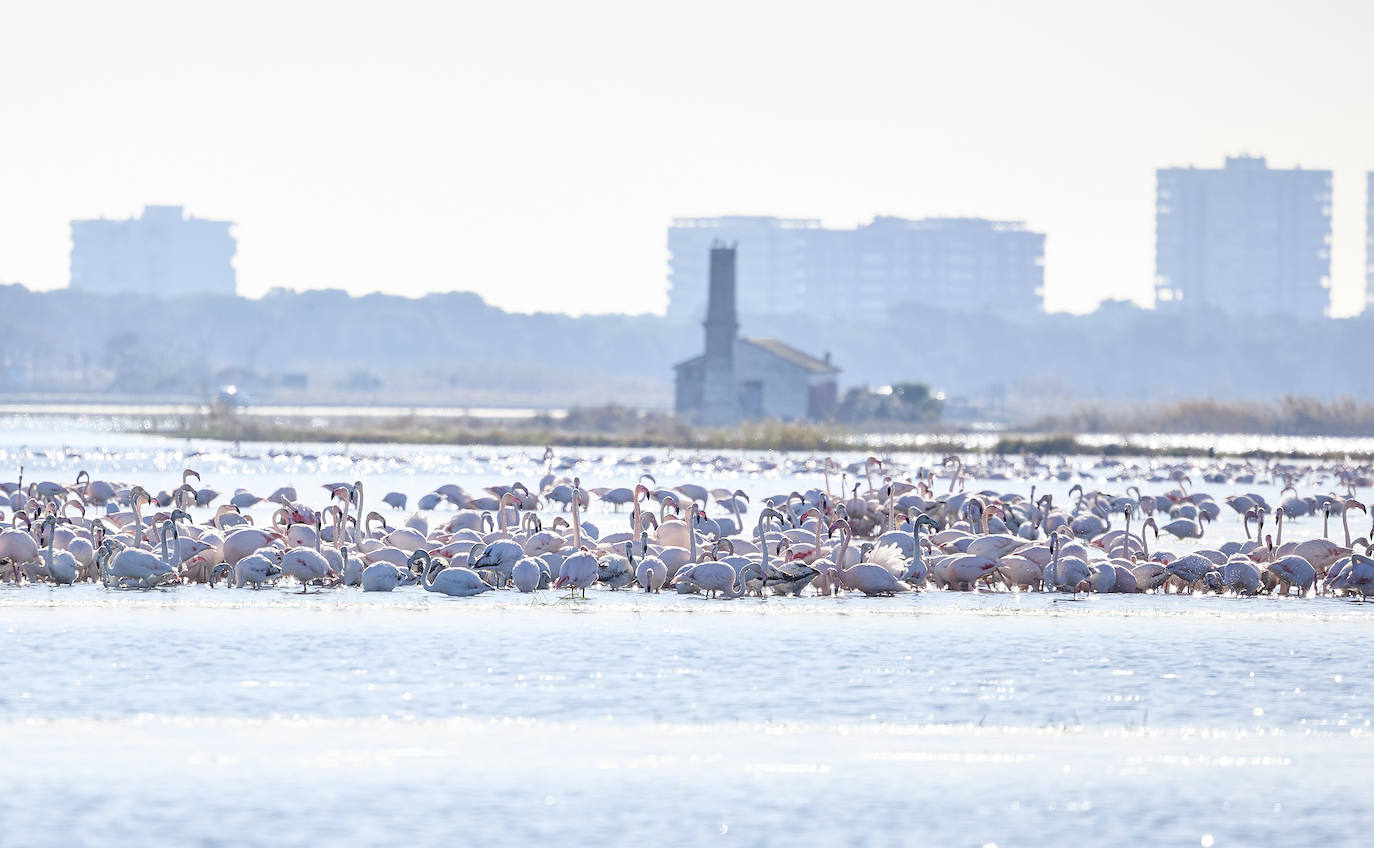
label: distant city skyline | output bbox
[667,216,1043,322]
[2,1,1373,317]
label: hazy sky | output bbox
[3,0,1372,316]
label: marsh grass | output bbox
[1032,396,1374,438]
[151,400,1374,459]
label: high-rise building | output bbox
[1367,172,1373,313]
[1154,156,1331,317]
[666,215,1044,323]
[70,205,237,297]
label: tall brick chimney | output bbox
[699,242,740,425]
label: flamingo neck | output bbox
[133,500,143,550]
[572,494,582,549]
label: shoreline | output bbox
[151,419,1374,460]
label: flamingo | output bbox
[0,524,40,581]
[512,555,543,593]
[1043,531,1091,595]
[554,548,598,598]
[281,546,333,593]
[415,548,492,597]
[1159,514,1205,541]
[102,521,180,589]
[554,486,599,598]
[1267,553,1316,596]
[633,533,667,593]
[473,493,525,587]
[1330,554,1374,600]
[1164,554,1213,594]
[1219,557,1261,596]
[1273,507,1350,574]
[827,520,909,597]
[756,508,817,596]
[901,508,934,588]
[596,543,635,590]
[40,516,78,585]
[673,554,741,599]
[362,558,419,592]
[231,549,283,589]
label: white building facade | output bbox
[666,215,1044,323]
[70,205,237,297]
[1155,156,1331,317]
[1367,172,1373,312]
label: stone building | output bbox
[674,244,839,424]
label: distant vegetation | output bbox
[171,403,855,451]
[833,383,943,425]
[160,401,1374,460]
[1030,396,1374,438]
[171,389,950,451]
[2,285,1372,423]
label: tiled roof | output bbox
[742,338,839,375]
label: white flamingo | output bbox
[827,520,909,597]
[632,534,667,594]
[417,549,492,598]
[101,522,180,589]
[40,516,78,585]
[362,558,419,592]
[281,546,333,593]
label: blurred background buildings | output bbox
[70,205,236,297]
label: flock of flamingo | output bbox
[2,452,1374,601]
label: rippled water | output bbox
[2,421,1373,846]
[4,588,1373,846]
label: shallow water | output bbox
[3,587,1373,846]
[2,422,1373,845]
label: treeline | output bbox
[0,285,693,407]
[1,284,1372,423]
